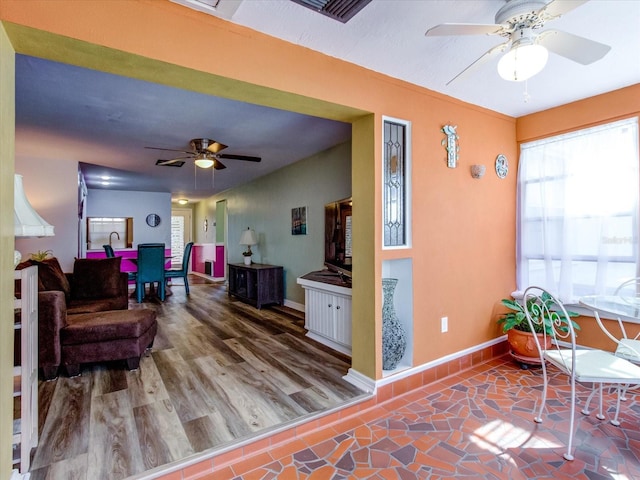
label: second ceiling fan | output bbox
[146,138,262,170]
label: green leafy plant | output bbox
[242,250,252,257]
[30,249,53,261]
[498,292,580,336]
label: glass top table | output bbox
[579,295,640,321]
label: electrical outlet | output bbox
[441,316,448,333]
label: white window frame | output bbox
[516,117,639,303]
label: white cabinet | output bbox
[13,265,38,475]
[297,275,352,356]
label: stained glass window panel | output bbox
[384,120,407,247]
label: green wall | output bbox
[208,141,351,305]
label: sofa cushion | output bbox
[61,308,157,345]
[71,257,122,300]
[34,257,71,300]
[67,296,128,315]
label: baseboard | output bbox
[344,335,508,394]
[306,331,351,357]
[283,299,304,312]
[375,335,507,388]
[190,271,225,282]
[344,368,376,393]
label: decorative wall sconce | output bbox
[470,165,486,179]
[441,124,459,168]
[495,154,509,178]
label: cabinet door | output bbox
[245,269,258,301]
[333,295,352,347]
[306,289,335,339]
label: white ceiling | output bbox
[14,0,640,202]
[228,0,640,117]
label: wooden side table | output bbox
[228,263,284,309]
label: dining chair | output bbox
[135,243,166,303]
[165,242,194,295]
[104,244,137,284]
[522,286,640,461]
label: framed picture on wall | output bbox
[291,206,307,235]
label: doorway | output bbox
[171,208,193,268]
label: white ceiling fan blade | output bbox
[540,0,590,20]
[425,23,504,37]
[538,30,611,65]
[446,42,509,86]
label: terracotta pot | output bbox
[507,329,551,360]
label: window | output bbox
[517,117,639,302]
[383,117,411,248]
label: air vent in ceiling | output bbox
[170,0,243,19]
[290,0,371,23]
[156,159,185,168]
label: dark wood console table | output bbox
[228,263,284,309]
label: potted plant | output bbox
[30,249,53,261]
[498,292,580,364]
[242,250,252,265]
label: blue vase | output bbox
[382,278,406,370]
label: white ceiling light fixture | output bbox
[178,198,188,205]
[194,153,215,169]
[497,28,549,82]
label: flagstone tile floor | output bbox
[196,356,640,480]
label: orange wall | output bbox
[0,0,517,378]
[517,83,640,143]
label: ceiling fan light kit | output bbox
[497,29,549,81]
[425,0,610,86]
[194,153,215,169]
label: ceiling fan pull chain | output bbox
[523,80,531,104]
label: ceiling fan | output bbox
[425,0,611,85]
[145,138,262,170]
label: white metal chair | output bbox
[523,286,640,461]
[593,278,640,364]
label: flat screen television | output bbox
[324,197,352,278]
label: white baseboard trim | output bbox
[375,335,507,388]
[344,336,508,394]
[190,271,225,282]
[344,368,376,393]
[283,299,304,312]
[306,331,351,356]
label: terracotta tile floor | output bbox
[203,356,640,480]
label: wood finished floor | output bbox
[29,277,364,480]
